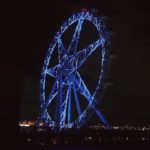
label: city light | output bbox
[19,120,150,144]
[19,120,35,127]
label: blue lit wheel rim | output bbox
[39,11,111,129]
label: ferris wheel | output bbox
[39,10,111,130]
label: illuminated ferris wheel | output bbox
[39,10,111,130]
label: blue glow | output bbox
[39,11,111,131]
[73,83,82,116]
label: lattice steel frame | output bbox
[39,10,111,130]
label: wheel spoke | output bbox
[72,38,104,69]
[55,72,63,128]
[60,85,70,126]
[74,72,110,127]
[57,37,68,63]
[68,19,84,54]
[46,64,60,78]
[73,83,82,116]
[75,72,94,102]
[45,77,58,108]
[67,85,71,124]
[46,38,68,78]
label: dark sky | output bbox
[1,0,150,126]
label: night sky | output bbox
[1,1,150,127]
